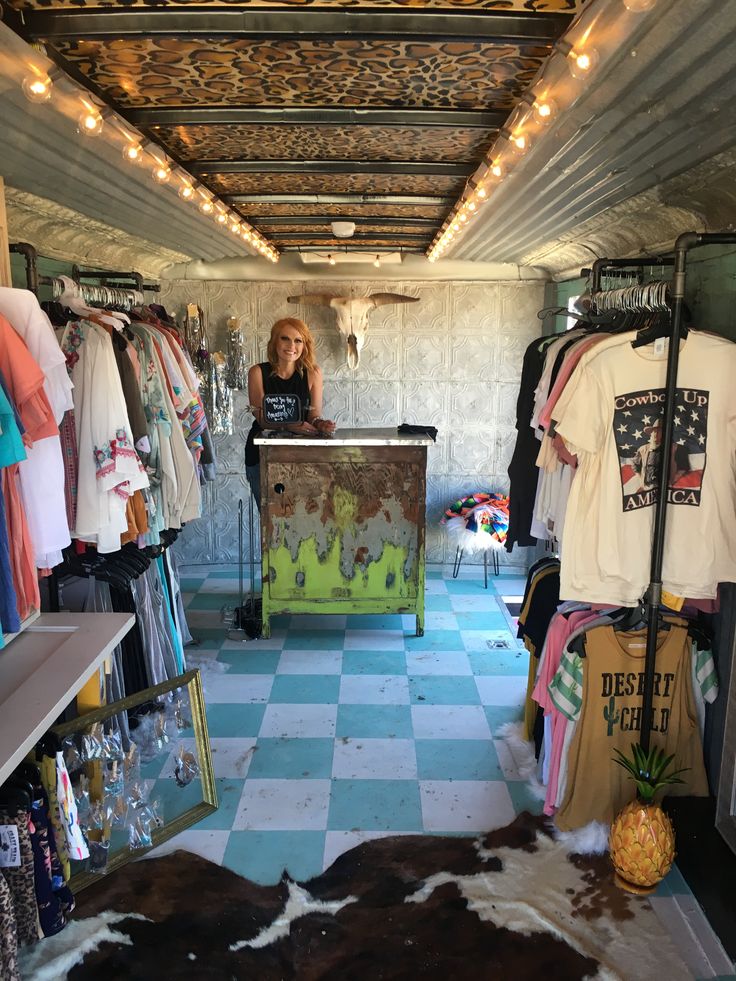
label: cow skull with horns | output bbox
[287,292,420,370]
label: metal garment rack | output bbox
[8,242,159,297]
[590,233,736,752]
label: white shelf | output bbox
[0,612,135,785]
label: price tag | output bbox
[0,825,21,868]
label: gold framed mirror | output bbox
[52,669,217,891]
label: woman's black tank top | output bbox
[245,362,310,466]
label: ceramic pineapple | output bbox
[608,743,686,894]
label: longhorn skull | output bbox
[287,292,420,369]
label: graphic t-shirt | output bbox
[553,332,736,604]
[552,625,710,829]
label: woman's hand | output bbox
[288,421,319,434]
[312,417,337,434]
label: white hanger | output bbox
[57,275,132,330]
[57,275,96,318]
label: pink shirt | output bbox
[538,335,609,431]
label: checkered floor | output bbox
[144,565,543,884]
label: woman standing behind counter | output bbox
[245,317,336,508]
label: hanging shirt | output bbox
[0,288,73,424]
[551,625,711,829]
[62,321,149,553]
[553,332,736,604]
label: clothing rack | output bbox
[72,266,161,294]
[8,243,159,298]
[590,234,736,753]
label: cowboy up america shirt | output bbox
[552,332,736,605]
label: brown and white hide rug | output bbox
[19,812,689,981]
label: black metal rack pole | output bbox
[72,266,144,291]
[638,231,736,751]
[8,242,39,294]
[590,255,674,294]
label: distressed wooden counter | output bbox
[255,428,432,638]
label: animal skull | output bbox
[287,292,420,369]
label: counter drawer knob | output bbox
[274,483,285,495]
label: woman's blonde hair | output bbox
[266,317,317,376]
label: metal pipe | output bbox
[8,242,39,294]
[74,268,144,291]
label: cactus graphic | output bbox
[603,696,621,737]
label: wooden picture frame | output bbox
[52,669,217,891]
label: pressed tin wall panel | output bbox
[159,278,544,569]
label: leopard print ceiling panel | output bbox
[54,38,551,110]
[211,173,464,195]
[157,124,496,164]
[253,222,436,234]
[271,237,430,247]
[237,203,448,220]
[11,0,581,10]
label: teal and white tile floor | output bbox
[147,564,734,978]
[151,565,532,884]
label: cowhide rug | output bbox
[19,813,689,980]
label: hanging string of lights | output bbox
[18,49,280,263]
[427,0,659,262]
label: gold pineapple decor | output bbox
[608,744,686,894]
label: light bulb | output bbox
[329,254,336,265]
[373,255,381,268]
[230,221,241,234]
[78,109,103,137]
[568,47,599,79]
[509,132,531,155]
[446,231,454,241]
[152,162,171,183]
[467,200,476,212]
[534,99,556,124]
[623,0,657,9]
[452,222,460,231]
[216,211,228,224]
[22,74,52,103]
[198,197,214,214]
[489,162,504,182]
[476,185,488,199]
[178,183,195,200]
[459,213,468,223]
[122,143,143,163]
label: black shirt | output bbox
[245,362,311,467]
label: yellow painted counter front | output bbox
[255,428,431,637]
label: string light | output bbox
[122,142,143,163]
[568,47,599,79]
[534,99,557,124]
[373,255,381,268]
[11,45,277,265]
[329,254,336,265]
[508,132,531,155]
[77,108,103,137]
[22,74,52,103]
[152,161,171,184]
